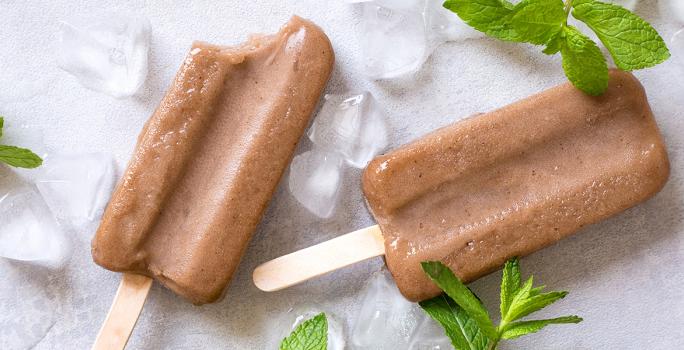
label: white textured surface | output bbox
[0,0,682,349]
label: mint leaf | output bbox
[560,25,609,95]
[0,145,43,168]
[442,0,517,40]
[511,275,534,303]
[499,258,521,319]
[572,0,670,70]
[506,290,569,322]
[509,0,566,44]
[528,285,546,297]
[542,31,563,55]
[543,39,562,55]
[279,313,327,350]
[421,261,497,339]
[420,295,490,350]
[500,0,516,10]
[443,0,565,44]
[500,316,583,339]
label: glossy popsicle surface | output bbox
[92,16,334,305]
[362,70,669,302]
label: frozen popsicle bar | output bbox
[362,70,669,302]
[92,16,334,305]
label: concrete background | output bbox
[0,0,682,348]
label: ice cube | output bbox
[352,269,424,349]
[269,305,346,350]
[35,153,116,225]
[355,0,482,79]
[307,92,388,168]
[359,0,427,79]
[57,14,151,98]
[0,187,71,268]
[288,149,343,219]
[659,0,684,23]
[408,314,452,350]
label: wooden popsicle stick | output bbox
[92,273,153,350]
[253,225,385,292]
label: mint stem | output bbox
[488,338,500,350]
[564,0,573,25]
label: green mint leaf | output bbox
[572,0,670,70]
[542,30,563,55]
[529,285,545,297]
[500,316,583,339]
[421,261,497,340]
[506,290,569,322]
[443,0,565,44]
[560,25,609,95]
[508,0,566,44]
[279,313,327,350]
[513,275,534,302]
[442,0,517,41]
[420,295,490,350]
[499,257,521,319]
[0,145,43,169]
[0,116,4,138]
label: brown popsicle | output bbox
[253,70,669,302]
[363,70,669,301]
[92,16,334,305]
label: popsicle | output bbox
[91,14,333,349]
[253,70,670,302]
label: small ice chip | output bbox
[308,92,388,168]
[352,269,424,349]
[0,187,71,269]
[36,153,116,225]
[359,0,428,79]
[57,14,151,98]
[288,149,343,219]
[408,314,452,350]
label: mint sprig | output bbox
[443,0,670,95]
[279,312,328,350]
[420,258,582,350]
[0,116,42,169]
